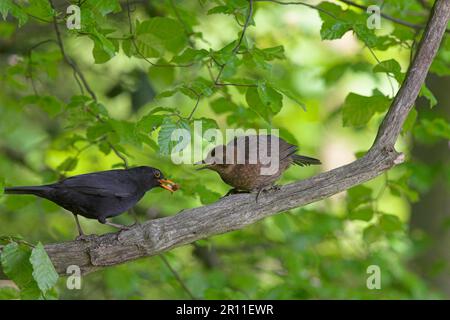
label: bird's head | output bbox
[134,166,179,192]
[194,145,230,173]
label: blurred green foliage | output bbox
[0,0,449,299]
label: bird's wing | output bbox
[58,171,137,198]
[230,135,297,163]
[278,139,298,161]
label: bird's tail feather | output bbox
[4,185,51,196]
[292,155,321,166]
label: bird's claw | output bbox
[255,185,279,203]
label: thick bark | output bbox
[2,0,450,276]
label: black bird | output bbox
[197,135,320,200]
[3,166,178,237]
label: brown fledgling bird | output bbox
[196,135,321,199]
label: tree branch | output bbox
[5,0,450,276]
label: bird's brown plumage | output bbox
[198,135,321,192]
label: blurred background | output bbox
[0,0,449,299]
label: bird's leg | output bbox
[255,188,264,203]
[73,214,85,239]
[100,219,131,231]
[255,185,278,203]
[74,215,96,241]
[74,214,84,236]
[223,188,248,197]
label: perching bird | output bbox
[197,135,320,199]
[3,166,178,237]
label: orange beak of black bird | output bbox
[158,179,179,192]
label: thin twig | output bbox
[214,0,255,87]
[26,39,59,95]
[255,0,450,33]
[337,0,450,33]
[187,94,201,121]
[253,0,339,20]
[49,0,97,100]
[159,255,197,300]
[169,0,195,47]
[214,0,253,86]
[48,0,131,168]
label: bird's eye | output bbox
[154,171,161,178]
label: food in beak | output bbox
[158,179,179,192]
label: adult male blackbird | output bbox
[197,135,320,199]
[4,166,178,237]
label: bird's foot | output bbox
[223,188,249,197]
[75,234,97,242]
[102,221,132,231]
[255,185,278,203]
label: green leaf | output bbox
[21,95,63,117]
[30,242,59,294]
[171,48,209,64]
[373,59,404,83]
[0,287,20,300]
[259,45,285,60]
[320,20,352,40]
[109,119,141,147]
[196,117,219,132]
[57,157,78,172]
[207,5,232,15]
[416,118,450,140]
[379,214,403,232]
[363,225,383,243]
[183,78,215,98]
[347,185,372,211]
[348,207,374,222]
[420,85,437,108]
[389,177,419,202]
[90,29,117,63]
[257,82,283,114]
[137,114,165,132]
[98,141,111,155]
[246,87,270,123]
[0,0,28,27]
[1,243,36,290]
[196,185,221,204]
[90,0,121,16]
[136,17,187,56]
[157,118,190,156]
[323,62,371,84]
[352,24,378,48]
[277,88,306,111]
[86,122,112,141]
[24,0,54,21]
[342,90,391,127]
[210,97,238,114]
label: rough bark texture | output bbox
[4,0,450,276]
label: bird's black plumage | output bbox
[4,166,178,237]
